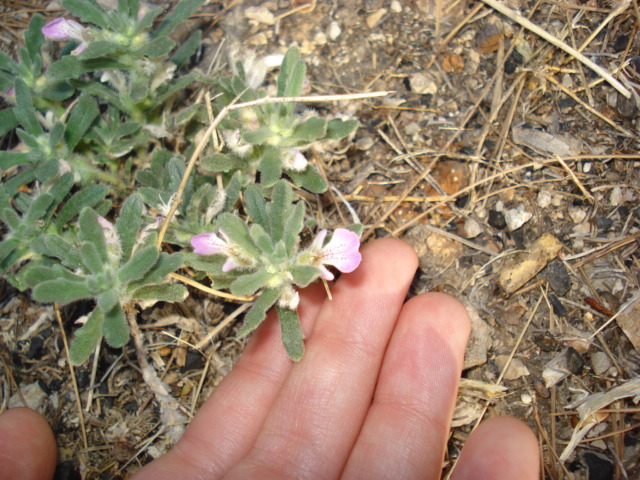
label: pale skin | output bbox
[0,239,539,480]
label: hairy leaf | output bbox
[103,305,129,348]
[237,288,280,337]
[32,278,92,304]
[118,245,158,284]
[131,283,188,302]
[277,306,304,361]
[116,194,143,261]
[69,308,104,365]
[230,269,273,296]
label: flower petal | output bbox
[42,18,85,41]
[222,258,237,272]
[320,228,361,273]
[191,232,228,255]
[310,229,328,251]
[318,265,334,281]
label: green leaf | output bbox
[290,265,319,287]
[48,172,74,204]
[266,180,293,244]
[244,186,270,232]
[277,47,300,97]
[151,72,198,106]
[78,208,108,263]
[201,153,243,173]
[73,79,126,111]
[237,288,280,337]
[277,306,304,361]
[326,118,358,140]
[13,79,42,135]
[287,165,328,193]
[283,201,304,256]
[62,0,109,28]
[134,7,162,33]
[242,127,274,145]
[135,37,174,58]
[46,56,84,82]
[21,265,60,287]
[69,308,104,365]
[133,252,183,285]
[32,278,92,304]
[25,193,54,224]
[24,15,46,67]
[290,116,326,143]
[65,94,99,150]
[118,246,158,284]
[347,223,364,237]
[216,213,259,258]
[230,269,273,296]
[116,194,143,261]
[0,109,19,137]
[43,235,82,269]
[103,305,129,348]
[79,242,104,275]
[0,239,19,266]
[56,184,108,228]
[131,283,188,302]
[97,290,118,313]
[249,224,274,255]
[258,148,282,187]
[77,41,120,59]
[171,30,201,67]
[153,0,204,38]
[0,152,30,170]
[283,60,306,98]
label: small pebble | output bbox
[590,351,613,375]
[504,206,532,231]
[328,21,342,40]
[390,0,402,13]
[409,72,437,95]
[463,217,483,238]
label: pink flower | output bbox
[42,18,89,54]
[309,228,362,281]
[191,231,238,272]
[42,18,85,41]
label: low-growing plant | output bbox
[1,0,372,364]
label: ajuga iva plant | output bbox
[21,194,187,364]
[1,0,370,364]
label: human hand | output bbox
[0,238,538,480]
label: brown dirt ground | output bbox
[2,0,640,478]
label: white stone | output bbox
[409,72,437,95]
[591,351,613,375]
[504,206,532,231]
[355,136,374,150]
[568,206,587,224]
[537,189,552,208]
[463,217,483,238]
[328,21,342,40]
[390,0,402,13]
